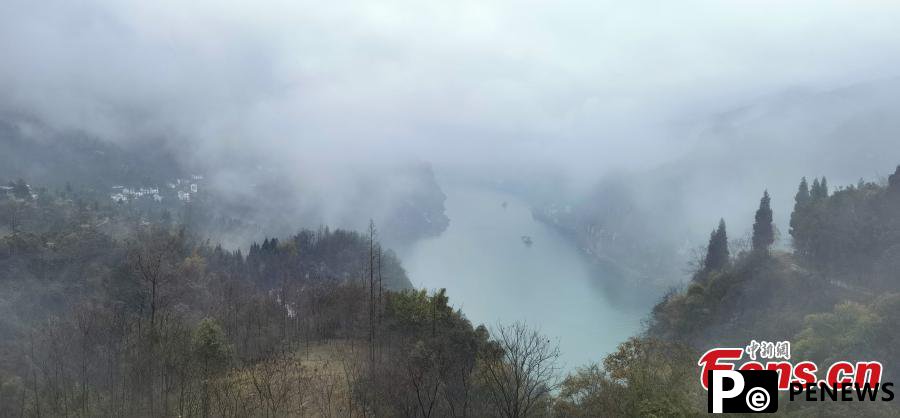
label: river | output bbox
[402,184,649,371]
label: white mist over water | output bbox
[403,183,647,370]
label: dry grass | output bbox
[210,340,369,418]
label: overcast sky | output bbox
[3,0,900,179]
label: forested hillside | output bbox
[0,180,566,417]
[527,165,900,417]
[0,116,450,249]
[536,80,900,291]
[628,165,900,416]
[7,164,900,417]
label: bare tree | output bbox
[367,220,377,367]
[308,359,342,418]
[730,232,753,258]
[74,305,100,416]
[249,352,293,418]
[0,200,23,233]
[683,245,707,276]
[480,323,560,418]
[336,343,365,418]
[126,226,182,417]
[128,227,182,326]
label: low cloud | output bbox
[2,0,900,191]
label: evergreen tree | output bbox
[790,177,810,243]
[705,218,729,271]
[752,190,775,253]
[889,165,900,194]
[810,176,830,200]
[192,318,231,376]
[810,178,822,200]
[794,177,810,208]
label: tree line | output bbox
[642,165,900,417]
[0,181,563,417]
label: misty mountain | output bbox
[0,116,183,188]
[675,77,900,231]
[0,115,449,248]
[538,78,900,287]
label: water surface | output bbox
[403,184,647,370]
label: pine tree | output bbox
[810,176,830,200]
[810,178,820,200]
[705,218,729,271]
[752,190,775,253]
[889,166,900,194]
[790,177,810,242]
[794,177,810,208]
